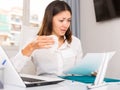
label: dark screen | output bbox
[93,0,120,22]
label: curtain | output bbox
[63,0,80,38]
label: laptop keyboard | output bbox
[21,76,64,87]
[21,77,44,82]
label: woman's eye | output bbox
[59,20,64,22]
[68,19,71,22]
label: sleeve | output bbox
[11,51,31,72]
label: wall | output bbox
[80,0,120,78]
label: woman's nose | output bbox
[63,21,70,28]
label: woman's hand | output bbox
[22,36,55,56]
[32,36,55,49]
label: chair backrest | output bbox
[20,25,39,49]
[19,25,39,75]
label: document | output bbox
[64,52,115,76]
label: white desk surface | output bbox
[3,80,120,90]
[3,80,88,90]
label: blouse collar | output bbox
[58,36,71,50]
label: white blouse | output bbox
[12,35,83,76]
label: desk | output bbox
[3,81,88,90]
[3,80,112,90]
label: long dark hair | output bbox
[37,0,72,43]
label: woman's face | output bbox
[52,10,71,37]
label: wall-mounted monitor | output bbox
[93,0,120,22]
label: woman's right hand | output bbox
[22,36,55,56]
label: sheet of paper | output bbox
[64,52,115,76]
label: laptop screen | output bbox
[104,52,120,83]
[0,46,64,87]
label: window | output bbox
[30,0,54,27]
[0,0,53,46]
[0,0,23,46]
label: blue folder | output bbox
[60,76,120,84]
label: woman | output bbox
[12,0,83,76]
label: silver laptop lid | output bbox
[0,46,64,87]
[0,46,26,87]
[94,51,116,85]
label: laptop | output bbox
[62,51,116,88]
[0,46,64,87]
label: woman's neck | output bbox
[58,36,65,47]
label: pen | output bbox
[2,59,6,65]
